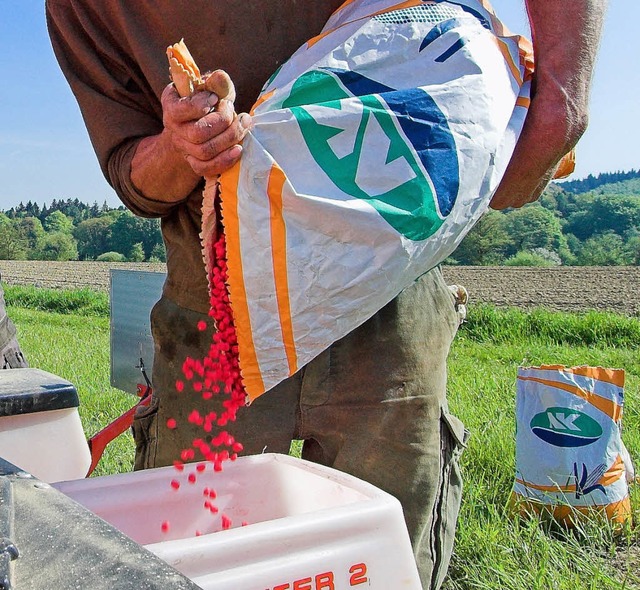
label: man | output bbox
[0,278,28,369]
[46,2,605,588]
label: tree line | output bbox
[452,172,640,266]
[558,169,639,194]
[0,199,164,262]
[2,169,640,266]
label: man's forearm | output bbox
[130,127,202,203]
[526,0,606,141]
[490,0,607,209]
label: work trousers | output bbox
[133,266,468,590]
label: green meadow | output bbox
[5,286,640,589]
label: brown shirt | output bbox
[46,0,343,313]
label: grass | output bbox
[5,292,640,588]
[4,284,109,316]
[446,306,640,589]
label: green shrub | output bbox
[96,251,126,262]
[504,250,556,267]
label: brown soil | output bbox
[442,266,640,316]
[1,261,639,316]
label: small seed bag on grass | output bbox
[510,365,635,526]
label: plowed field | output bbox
[1,260,639,316]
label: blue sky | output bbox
[0,1,636,210]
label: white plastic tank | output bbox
[0,368,91,482]
[56,453,422,590]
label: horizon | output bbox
[5,167,638,212]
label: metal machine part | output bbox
[0,458,199,590]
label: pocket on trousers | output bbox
[431,410,469,590]
[131,396,159,471]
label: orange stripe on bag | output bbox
[514,457,625,493]
[517,375,622,422]
[568,366,625,388]
[220,163,265,400]
[598,454,627,488]
[492,37,523,86]
[251,89,276,115]
[531,365,625,388]
[514,477,575,494]
[509,492,632,526]
[267,164,298,376]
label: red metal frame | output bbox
[85,384,152,476]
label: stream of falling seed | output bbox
[162,231,248,536]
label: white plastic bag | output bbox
[218,0,534,400]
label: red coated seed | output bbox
[166,418,177,429]
[170,480,180,490]
[161,521,170,533]
[181,449,195,461]
[168,232,251,535]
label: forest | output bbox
[1,169,639,266]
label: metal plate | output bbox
[109,270,166,394]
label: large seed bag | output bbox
[215,0,533,400]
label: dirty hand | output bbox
[161,70,251,179]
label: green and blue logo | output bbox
[281,68,460,241]
[530,407,603,448]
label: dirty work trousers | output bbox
[133,266,468,590]
[0,282,28,369]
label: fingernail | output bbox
[207,95,219,110]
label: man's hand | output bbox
[161,80,250,179]
[490,0,606,210]
[130,69,251,203]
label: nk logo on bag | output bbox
[282,68,460,242]
[530,407,603,448]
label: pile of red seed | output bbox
[162,231,248,536]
